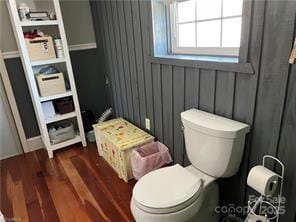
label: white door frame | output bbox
[0,50,28,153]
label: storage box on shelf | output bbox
[48,121,75,144]
[36,72,66,97]
[41,97,76,124]
[54,97,74,114]
[93,118,154,182]
[25,36,56,61]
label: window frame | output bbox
[170,0,243,57]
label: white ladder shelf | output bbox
[6,0,87,158]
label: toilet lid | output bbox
[133,164,202,209]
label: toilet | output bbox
[130,109,250,222]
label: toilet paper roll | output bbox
[247,165,279,196]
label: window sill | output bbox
[149,54,254,74]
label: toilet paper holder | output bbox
[245,155,284,222]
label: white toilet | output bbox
[130,109,250,222]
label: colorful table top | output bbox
[94,118,154,150]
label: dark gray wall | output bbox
[91,0,296,220]
[4,48,110,138]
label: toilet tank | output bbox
[181,109,250,178]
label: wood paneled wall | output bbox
[90,0,296,220]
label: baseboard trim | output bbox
[26,136,44,152]
[2,42,97,59]
[69,43,97,51]
[0,153,21,160]
[1,136,43,159]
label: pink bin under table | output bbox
[131,141,173,180]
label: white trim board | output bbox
[26,136,44,152]
[2,42,97,59]
[0,153,21,160]
[0,50,28,153]
[0,136,44,160]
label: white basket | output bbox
[49,123,75,144]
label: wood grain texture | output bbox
[123,0,141,126]
[131,0,147,129]
[161,64,174,154]
[0,144,136,222]
[140,0,155,134]
[173,66,185,165]
[103,1,124,117]
[277,65,296,222]
[249,0,296,165]
[152,63,163,142]
[117,0,134,122]
[199,69,216,113]
[215,71,235,118]
[111,0,129,118]
[184,67,199,110]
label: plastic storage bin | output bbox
[48,122,75,144]
[93,118,154,182]
[131,141,172,180]
[54,97,74,114]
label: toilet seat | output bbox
[132,164,203,214]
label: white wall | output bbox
[0,75,22,159]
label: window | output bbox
[170,0,243,56]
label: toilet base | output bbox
[189,181,220,222]
[131,181,220,222]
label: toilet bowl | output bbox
[131,109,250,222]
[131,164,219,222]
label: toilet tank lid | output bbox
[181,109,250,138]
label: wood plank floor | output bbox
[0,143,136,222]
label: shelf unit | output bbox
[7,0,87,158]
[39,90,73,102]
[31,57,66,66]
[45,111,77,124]
[20,20,59,26]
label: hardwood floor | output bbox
[0,143,136,222]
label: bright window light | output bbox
[171,0,243,56]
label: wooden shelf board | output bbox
[20,20,58,27]
[31,57,66,66]
[39,91,72,102]
[51,135,82,150]
[45,112,76,124]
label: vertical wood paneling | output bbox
[139,0,154,134]
[161,65,173,154]
[173,66,185,165]
[185,68,199,110]
[199,69,216,113]
[277,66,296,222]
[104,1,123,116]
[111,1,129,118]
[152,64,163,141]
[117,1,134,122]
[91,2,296,220]
[131,0,147,128]
[96,1,119,116]
[183,67,199,165]
[215,71,235,118]
[123,0,141,126]
[249,0,296,164]
[89,1,115,113]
